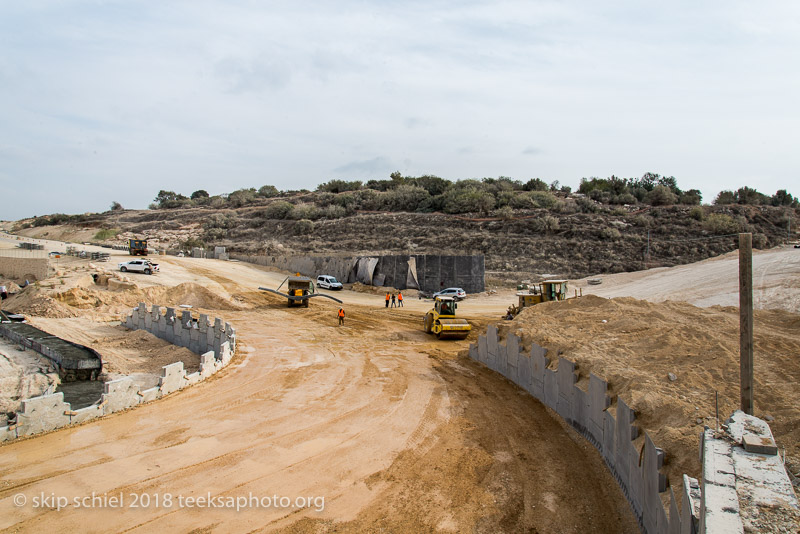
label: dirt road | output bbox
[1,256,638,532]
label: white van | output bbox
[316,275,343,290]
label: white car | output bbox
[316,275,343,290]
[118,259,159,275]
[433,287,467,301]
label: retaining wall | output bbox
[469,325,697,533]
[469,326,798,533]
[231,253,485,293]
[0,306,235,443]
[0,255,50,281]
[122,302,236,359]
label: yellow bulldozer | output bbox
[506,280,571,319]
[423,296,471,340]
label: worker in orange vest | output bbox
[397,291,403,307]
[338,308,345,325]
[385,292,390,308]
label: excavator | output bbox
[423,296,471,340]
[259,274,343,307]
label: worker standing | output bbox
[391,293,396,308]
[397,291,403,307]
[385,292,390,308]
[0,285,6,300]
[338,308,345,325]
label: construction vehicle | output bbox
[259,274,343,308]
[423,296,471,340]
[516,280,570,311]
[129,239,148,256]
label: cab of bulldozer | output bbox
[541,280,568,302]
[435,297,457,316]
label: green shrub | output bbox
[689,206,705,221]
[530,191,558,209]
[264,201,295,219]
[182,237,206,249]
[442,187,496,214]
[93,228,120,240]
[645,185,677,206]
[322,205,347,219]
[381,185,431,211]
[289,203,320,220]
[495,206,514,220]
[703,213,739,234]
[294,219,314,235]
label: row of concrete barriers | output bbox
[1,304,236,443]
[468,325,798,534]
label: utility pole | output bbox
[739,233,754,415]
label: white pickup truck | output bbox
[118,259,159,275]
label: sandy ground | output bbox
[1,236,798,531]
[0,249,639,532]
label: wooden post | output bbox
[739,233,754,415]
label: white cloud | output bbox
[0,1,798,218]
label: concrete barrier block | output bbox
[206,325,216,347]
[603,411,616,466]
[468,342,478,362]
[70,404,102,424]
[157,316,166,336]
[506,334,520,385]
[572,386,588,434]
[220,341,232,365]
[144,312,152,329]
[615,398,635,495]
[0,426,15,442]
[180,310,192,327]
[681,475,701,534]
[165,323,175,343]
[588,374,609,445]
[199,314,209,333]
[496,341,508,377]
[138,302,147,318]
[628,445,645,520]
[214,317,223,335]
[200,351,216,378]
[486,325,499,372]
[185,371,201,386]
[101,377,141,414]
[643,433,662,534]
[543,368,557,411]
[477,337,487,364]
[517,353,531,393]
[529,343,548,401]
[165,307,176,322]
[17,393,71,436]
[669,488,681,534]
[139,386,160,403]
[159,361,186,396]
[556,357,576,421]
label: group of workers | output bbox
[337,290,406,326]
[384,292,403,308]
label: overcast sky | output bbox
[1,1,798,220]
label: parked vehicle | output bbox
[433,287,467,301]
[129,239,148,256]
[316,275,343,290]
[118,259,159,275]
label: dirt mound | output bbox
[500,295,800,496]
[3,288,79,318]
[50,282,244,312]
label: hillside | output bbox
[8,196,796,284]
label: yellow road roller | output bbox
[423,296,471,340]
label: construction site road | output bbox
[1,251,639,532]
